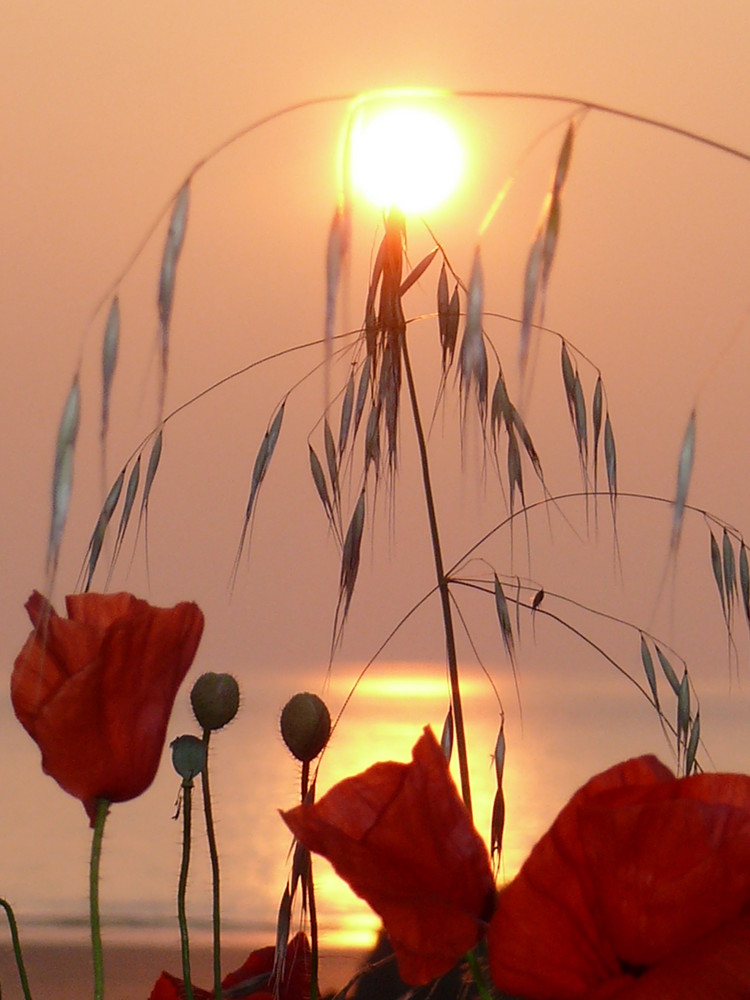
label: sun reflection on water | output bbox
[3,659,696,956]
[313,662,514,953]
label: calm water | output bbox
[2,660,749,953]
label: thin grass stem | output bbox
[402,336,472,816]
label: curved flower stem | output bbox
[402,338,472,817]
[90,798,109,1000]
[200,730,222,1000]
[0,898,32,1000]
[178,780,195,1000]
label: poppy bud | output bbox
[190,672,240,731]
[171,734,207,782]
[280,692,331,763]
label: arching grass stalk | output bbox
[90,798,109,1000]
[401,338,472,816]
[200,730,222,1000]
[1,898,32,1000]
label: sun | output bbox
[349,105,463,215]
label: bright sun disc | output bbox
[350,106,463,215]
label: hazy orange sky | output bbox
[3,0,750,953]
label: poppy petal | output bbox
[148,934,310,1000]
[12,592,204,824]
[488,755,750,999]
[282,728,494,985]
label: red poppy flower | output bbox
[148,932,310,1000]
[12,591,204,825]
[281,727,495,985]
[487,755,750,999]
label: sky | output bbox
[3,0,750,949]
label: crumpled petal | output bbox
[282,727,495,985]
[12,591,204,824]
[488,755,750,999]
[148,932,310,1000]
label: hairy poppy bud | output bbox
[171,734,207,782]
[280,692,331,763]
[190,672,240,731]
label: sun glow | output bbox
[349,105,463,215]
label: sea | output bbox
[1,659,748,956]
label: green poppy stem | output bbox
[299,760,319,1000]
[1,898,33,1000]
[306,865,320,1000]
[465,949,493,1000]
[200,730,222,1000]
[178,781,195,1000]
[90,798,110,1000]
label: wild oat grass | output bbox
[27,87,750,998]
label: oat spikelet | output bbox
[84,469,124,592]
[671,409,696,552]
[592,376,603,490]
[101,297,119,450]
[338,374,355,457]
[399,246,438,296]
[458,246,487,424]
[324,419,339,504]
[740,543,750,625]
[639,634,659,709]
[655,645,681,696]
[677,671,690,758]
[47,374,81,578]
[108,456,140,583]
[157,183,190,417]
[722,529,737,618]
[519,229,543,377]
[333,490,365,646]
[437,263,460,374]
[710,530,727,619]
[135,430,164,580]
[493,574,516,665]
[604,413,617,506]
[233,404,286,579]
[520,123,575,380]
[352,357,371,442]
[685,711,700,775]
[440,709,453,762]
[324,202,351,406]
[309,445,334,527]
[491,722,506,864]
